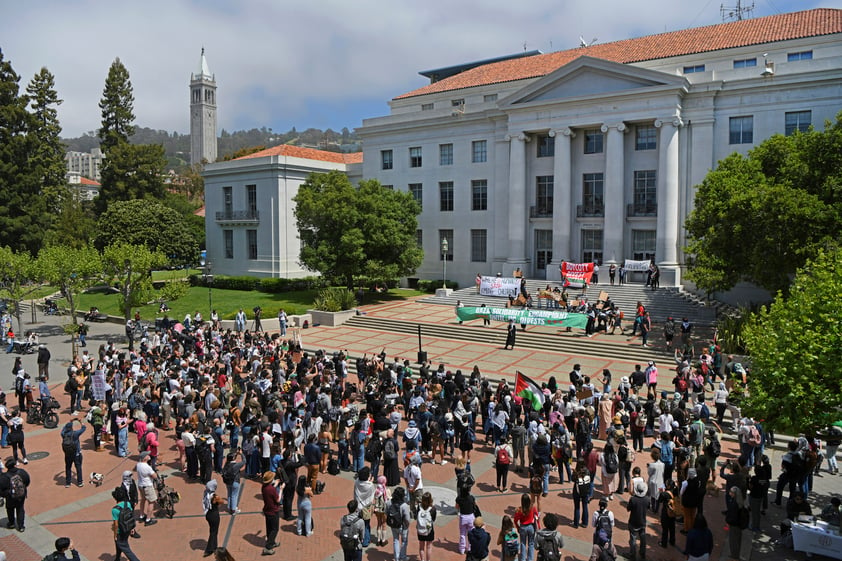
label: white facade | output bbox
[65,147,103,181]
[357,11,842,288]
[202,147,362,277]
[190,49,218,165]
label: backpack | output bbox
[9,472,26,500]
[464,427,475,444]
[222,462,238,485]
[496,446,511,465]
[536,531,561,561]
[116,503,136,537]
[327,456,340,475]
[635,412,647,428]
[428,419,441,438]
[339,515,359,550]
[504,529,520,556]
[598,544,616,561]
[383,439,397,461]
[139,432,150,452]
[596,511,613,540]
[365,437,382,462]
[195,435,210,457]
[604,452,618,474]
[457,471,475,493]
[62,431,77,456]
[416,506,432,536]
[386,502,403,528]
[747,425,761,447]
[705,437,721,458]
[530,474,543,495]
[688,422,703,446]
[664,491,677,518]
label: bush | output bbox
[715,306,754,354]
[188,274,326,293]
[158,280,189,302]
[312,287,357,312]
[416,279,459,293]
[354,276,400,290]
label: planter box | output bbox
[307,309,356,327]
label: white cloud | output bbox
[0,0,828,137]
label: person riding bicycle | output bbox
[38,375,52,417]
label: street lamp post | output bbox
[199,252,213,316]
[441,237,449,289]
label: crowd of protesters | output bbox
[2,309,840,561]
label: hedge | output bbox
[188,275,327,293]
[416,279,459,293]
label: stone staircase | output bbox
[343,315,674,363]
[420,280,719,327]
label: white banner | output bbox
[479,276,521,297]
[624,259,652,272]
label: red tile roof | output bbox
[194,206,206,217]
[396,8,842,99]
[79,176,101,186]
[234,144,363,164]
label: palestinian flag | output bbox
[515,371,545,412]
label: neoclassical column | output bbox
[505,133,529,272]
[547,128,574,281]
[655,117,682,285]
[602,122,627,266]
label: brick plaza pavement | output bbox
[0,300,836,561]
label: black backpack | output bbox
[327,456,340,475]
[386,501,403,528]
[222,462,238,485]
[339,515,359,550]
[61,431,77,456]
[596,511,613,541]
[705,437,721,458]
[604,452,618,474]
[364,436,382,462]
[116,503,136,537]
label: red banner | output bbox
[561,261,594,287]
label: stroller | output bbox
[155,473,180,518]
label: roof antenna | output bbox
[720,0,755,21]
[523,41,528,52]
[579,36,598,48]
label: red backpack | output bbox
[496,446,511,465]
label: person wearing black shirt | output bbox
[627,481,649,561]
[467,517,491,561]
[683,514,714,561]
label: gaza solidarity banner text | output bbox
[455,306,589,328]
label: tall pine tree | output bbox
[26,67,66,212]
[98,57,134,151]
[0,49,48,253]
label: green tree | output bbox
[44,186,96,248]
[0,246,34,332]
[0,49,48,253]
[34,245,102,325]
[102,242,167,321]
[741,247,842,432]
[98,57,134,151]
[26,67,66,194]
[685,114,842,295]
[294,171,423,288]
[95,199,199,265]
[97,142,167,209]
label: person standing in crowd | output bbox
[339,499,365,561]
[202,479,225,557]
[136,452,158,527]
[61,419,87,488]
[468,517,491,561]
[42,537,81,561]
[514,492,539,561]
[37,343,50,380]
[0,456,30,531]
[389,486,411,561]
[235,308,246,333]
[222,451,245,514]
[627,481,649,561]
[504,320,516,350]
[7,408,28,465]
[253,306,263,332]
[455,483,478,555]
[111,486,141,561]
[416,492,437,561]
[572,460,592,528]
[725,486,748,559]
[296,474,314,537]
[684,514,714,561]
[495,436,513,493]
[261,471,282,555]
[278,309,288,337]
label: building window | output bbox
[787,50,813,62]
[246,184,257,215]
[632,230,656,261]
[451,98,464,107]
[535,229,552,270]
[537,134,555,157]
[382,184,393,190]
[581,173,604,216]
[733,58,757,68]
[729,116,754,144]
[409,146,422,168]
[632,170,657,215]
[247,229,257,260]
[683,64,705,74]
[439,143,453,166]
[421,103,434,111]
[483,94,497,102]
[416,229,423,248]
[439,181,454,212]
[584,129,604,154]
[471,140,487,163]
[785,111,811,135]
[471,180,487,211]
[223,186,232,213]
[635,126,656,151]
[381,150,393,170]
[223,230,233,259]
[581,229,603,264]
[409,183,423,205]
[439,229,453,261]
[471,230,487,262]
[535,176,553,216]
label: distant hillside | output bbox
[62,126,361,170]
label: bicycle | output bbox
[156,473,180,519]
[26,398,60,428]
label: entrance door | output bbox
[534,229,552,280]
[581,229,603,264]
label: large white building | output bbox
[203,145,362,277]
[357,8,842,288]
[65,147,104,181]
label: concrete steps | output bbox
[344,315,674,363]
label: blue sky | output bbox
[1,0,831,138]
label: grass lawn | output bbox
[60,286,425,320]
[151,268,201,282]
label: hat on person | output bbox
[408,420,416,427]
[473,517,485,528]
[70,366,78,372]
[263,471,275,484]
[648,361,655,366]
[139,451,150,461]
[445,412,453,422]
[634,481,647,497]
[674,392,681,401]
[621,376,629,384]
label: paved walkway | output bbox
[0,302,836,561]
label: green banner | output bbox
[455,306,589,328]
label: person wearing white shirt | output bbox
[136,453,158,525]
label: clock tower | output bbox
[190,48,217,166]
